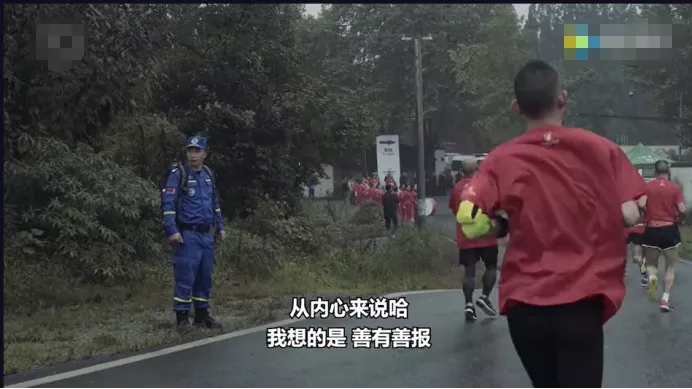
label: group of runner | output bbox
[352,174,419,225]
[625,163,684,312]
[452,158,685,324]
[449,59,686,387]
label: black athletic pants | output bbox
[385,214,398,231]
[507,297,604,388]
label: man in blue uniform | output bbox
[162,136,226,330]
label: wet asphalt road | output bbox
[11,203,692,387]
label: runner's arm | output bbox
[611,147,647,226]
[637,195,647,209]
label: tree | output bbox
[318,4,525,166]
[450,5,528,145]
[628,5,692,147]
[154,4,376,214]
[4,4,172,157]
[4,4,173,281]
[521,4,676,142]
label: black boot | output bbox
[176,311,191,332]
[194,308,223,329]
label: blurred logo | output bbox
[542,132,560,146]
[33,17,86,72]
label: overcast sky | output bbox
[304,4,531,20]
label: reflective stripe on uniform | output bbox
[174,297,192,303]
[215,208,221,212]
[163,211,176,215]
[192,297,208,302]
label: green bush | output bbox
[353,201,384,225]
[4,136,164,284]
[214,222,286,279]
[100,114,186,182]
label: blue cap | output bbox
[185,136,207,149]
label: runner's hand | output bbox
[168,232,183,245]
[217,230,227,242]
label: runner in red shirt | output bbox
[374,187,384,204]
[411,185,418,224]
[456,60,646,388]
[399,185,410,222]
[364,183,374,202]
[352,180,362,205]
[448,158,499,321]
[640,160,686,311]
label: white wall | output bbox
[304,164,334,198]
[434,149,447,177]
[671,166,692,211]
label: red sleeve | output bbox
[611,146,646,203]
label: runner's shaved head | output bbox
[514,60,561,119]
[461,157,479,176]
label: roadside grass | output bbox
[4,200,473,376]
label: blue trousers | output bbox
[172,230,215,312]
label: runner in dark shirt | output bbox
[381,184,400,234]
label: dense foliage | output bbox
[4,4,691,283]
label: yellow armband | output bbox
[456,200,491,238]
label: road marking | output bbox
[7,289,458,388]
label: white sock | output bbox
[662,292,670,302]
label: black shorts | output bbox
[626,232,643,245]
[458,245,498,268]
[642,225,681,250]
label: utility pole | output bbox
[363,147,368,177]
[402,34,432,227]
[678,92,685,158]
